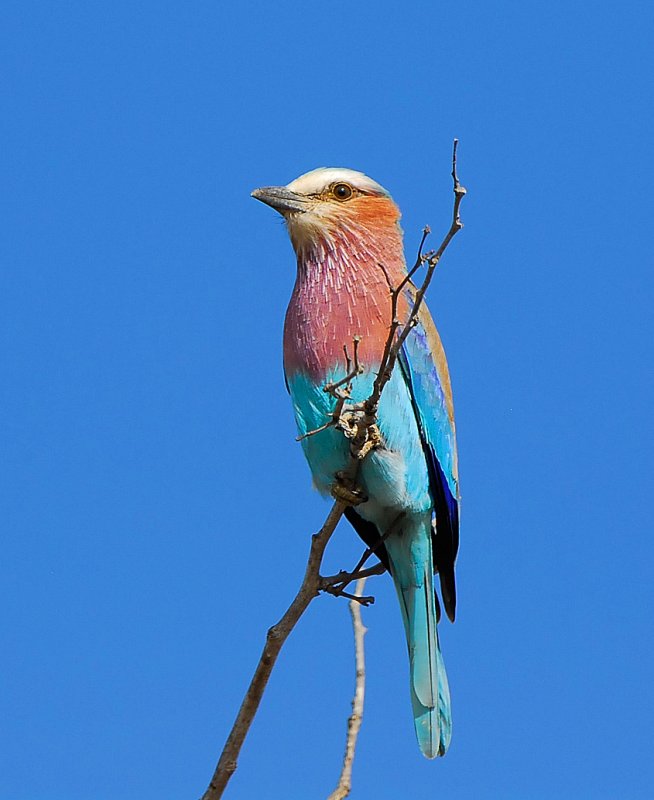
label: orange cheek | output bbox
[321,196,400,231]
[289,195,401,254]
[350,196,400,227]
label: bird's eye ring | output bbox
[332,182,354,201]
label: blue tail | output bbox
[385,515,452,758]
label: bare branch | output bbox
[201,141,465,799]
[326,337,363,394]
[201,500,349,800]
[327,578,368,800]
[366,139,466,417]
[296,336,363,442]
[295,418,335,442]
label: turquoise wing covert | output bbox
[398,301,460,621]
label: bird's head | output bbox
[251,167,402,255]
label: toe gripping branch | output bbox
[330,471,368,506]
[319,562,386,606]
[318,512,405,607]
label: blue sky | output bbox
[2,2,653,798]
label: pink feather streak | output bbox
[283,195,410,380]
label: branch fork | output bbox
[296,337,364,443]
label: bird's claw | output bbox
[331,472,367,506]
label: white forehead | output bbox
[286,167,389,196]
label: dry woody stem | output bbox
[327,577,368,800]
[200,501,348,800]
[201,141,466,800]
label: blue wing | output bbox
[398,300,460,621]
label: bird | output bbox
[252,168,459,759]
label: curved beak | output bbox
[251,186,308,214]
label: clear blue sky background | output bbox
[2,2,653,799]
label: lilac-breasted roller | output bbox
[252,168,459,758]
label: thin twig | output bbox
[326,337,363,394]
[366,139,466,416]
[296,337,363,442]
[327,578,368,800]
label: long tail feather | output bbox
[385,516,452,758]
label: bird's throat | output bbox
[283,224,408,381]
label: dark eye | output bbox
[332,182,353,201]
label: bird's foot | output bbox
[331,471,367,506]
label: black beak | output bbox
[251,186,308,214]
